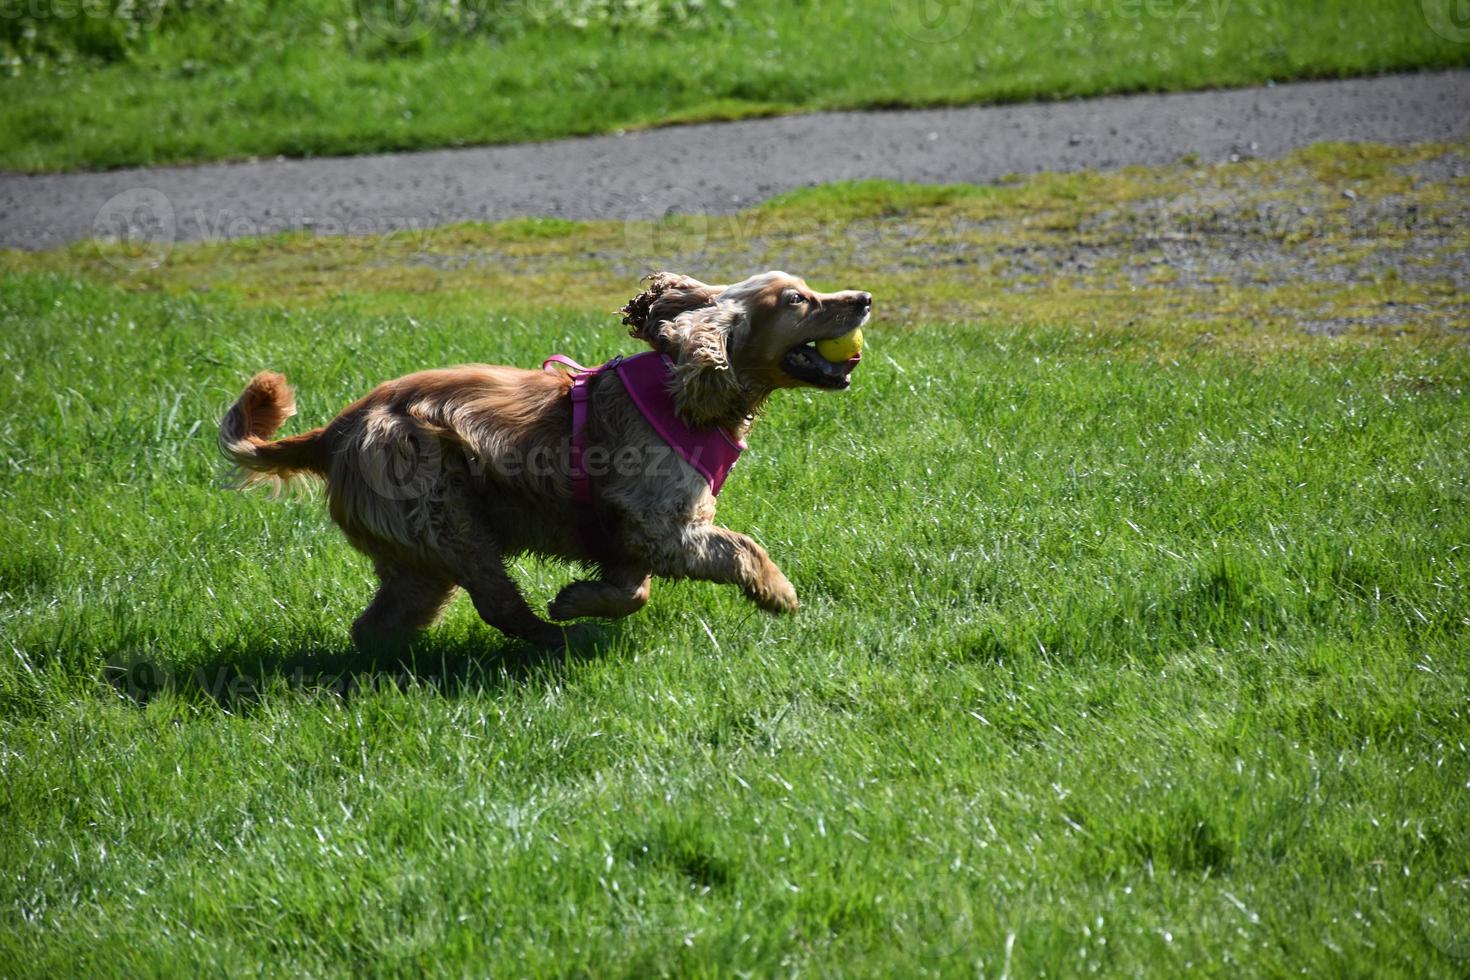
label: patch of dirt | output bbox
[626,145,1470,335]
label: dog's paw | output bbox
[749,570,799,615]
[547,588,584,622]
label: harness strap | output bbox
[542,354,587,373]
[543,355,623,558]
[543,355,600,504]
[544,351,746,562]
[567,372,594,503]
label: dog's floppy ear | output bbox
[660,303,750,429]
[620,272,723,355]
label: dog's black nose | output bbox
[855,291,872,309]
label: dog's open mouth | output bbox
[781,342,861,389]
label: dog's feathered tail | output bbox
[219,371,328,489]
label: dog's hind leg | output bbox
[431,527,577,646]
[548,564,652,621]
[352,562,457,653]
[457,554,578,647]
[419,477,580,647]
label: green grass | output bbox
[3,295,1469,972]
[3,145,1468,973]
[3,0,1468,171]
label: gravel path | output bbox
[2,70,1466,251]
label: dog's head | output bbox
[621,270,872,427]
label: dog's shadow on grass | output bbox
[103,626,619,712]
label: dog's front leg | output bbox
[637,523,798,615]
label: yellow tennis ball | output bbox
[816,327,863,362]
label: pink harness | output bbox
[542,351,746,508]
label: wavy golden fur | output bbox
[219,271,872,647]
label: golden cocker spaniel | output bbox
[219,271,871,647]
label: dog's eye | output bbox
[788,292,806,306]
